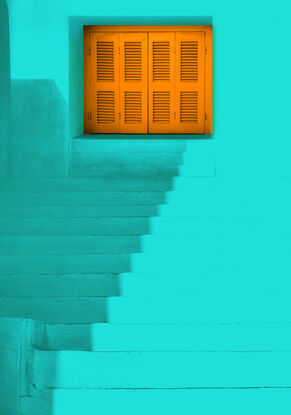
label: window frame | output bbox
[83,25,212,134]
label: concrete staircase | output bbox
[0,140,291,414]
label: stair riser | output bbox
[23,389,291,415]
[2,295,289,324]
[0,192,165,206]
[0,178,172,192]
[71,139,186,153]
[71,164,179,179]
[0,205,158,218]
[171,177,290,191]
[119,277,291,296]
[0,236,141,255]
[131,253,291,272]
[0,218,150,236]
[0,274,119,297]
[150,219,291,234]
[30,389,291,415]
[0,254,130,273]
[72,152,183,166]
[107,296,291,324]
[71,165,179,178]
[33,350,291,388]
[38,323,291,351]
[159,203,291,217]
[140,235,290,253]
[0,298,107,323]
[2,274,289,298]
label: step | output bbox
[131,251,291,273]
[159,203,291,217]
[0,235,141,255]
[166,179,291,205]
[0,273,119,297]
[118,272,291,296]
[0,204,158,218]
[0,254,130,273]
[2,271,290,298]
[0,191,165,206]
[71,138,186,153]
[0,178,173,192]
[36,322,291,351]
[71,164,180,178]
[71,151,183,166]
[32,349,291,388]
[22,389,291,415]
[0,297,107,323]
[170,176,291,190]
[140,234,291,254]
[105,294,291,323]
[0,217,150,235]
[149,216,291,234]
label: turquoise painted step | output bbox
[140,234,291,253]
[131,252,291,272]
[32,349,291,388]
[170,176,290,190]
[25,389,291,415]
[0,297,107,323]
[119,273,291,296]
[0,274,118,297]
[71,164,179,178]
[106,295,291,323]
[0,254,130,273]
[2,271,290,298]
[149,217,291,234]
[159,202,291,217]
[71,138,186,153]
[0,191,165,205]
[0,235,140,255]
[71,152,183,166]
[0,217,150,235]
[0,205,158,218]
[2,294,289,324]
[0,178,172,192]
[36,322,291,351]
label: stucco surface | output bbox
[10,80,68,177]
[0,0,11,177]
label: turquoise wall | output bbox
[0,0,11,177]
[6,0,291,177]
[10,79,68,177]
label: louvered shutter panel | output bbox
[86,33,120,133]
[148,32,175,134]
[175,32,205,133]
[119,33,147,133]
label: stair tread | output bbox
[23,389,291,415]
[32,349,291,388]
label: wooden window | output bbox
[84,26,212,134]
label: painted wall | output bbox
[10,79,68,177]
[0,318,22,415]
[0,0,11,177]
[6,0,291,177]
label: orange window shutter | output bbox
[175,32,205,133]
[148,32,175,134]
[119,33,148,134]
[85,33,120,133]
